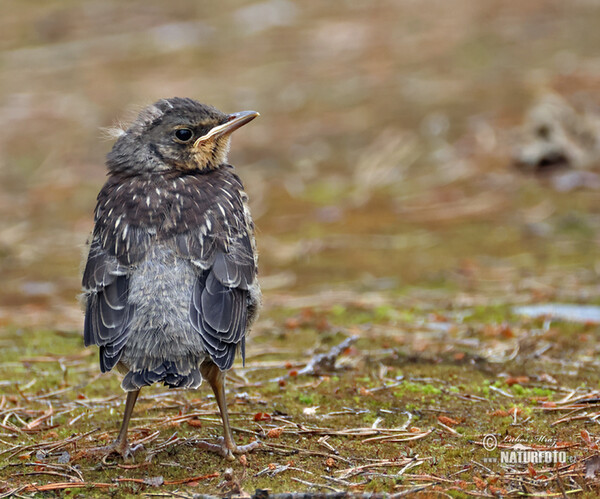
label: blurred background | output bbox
[1,0,599,333]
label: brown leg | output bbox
[87,389,142,461]
[113,389,140,454]
[198,361,260,460]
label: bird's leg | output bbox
[87,389,142,461]
[198,361,260,460]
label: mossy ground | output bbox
[1,294,600,497]
[2,1,600,497]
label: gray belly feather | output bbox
[119,244,206,383]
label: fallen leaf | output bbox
[438,415,460,426]
[581,430,598,449]
[253,413,272,422]
[582,430,592,445]
[344,346,359,356]
[473,476,487,490]
[484,324,514,338]
[499,324,515,338]
[505,376,530,386]
[267,428,283,438]
[284,318,300,329]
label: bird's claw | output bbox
[85,440,144,463]
[196,437,261,461]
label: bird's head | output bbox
[107,97,259,174]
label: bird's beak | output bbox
[193,110,259,148]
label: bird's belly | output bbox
[119,243,205,372]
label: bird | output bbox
[81,97,261,460]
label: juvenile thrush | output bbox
[81,97,261,460]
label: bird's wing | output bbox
[82,235,133,373]
[82,176,155,372]
[179,207,256,371]
[83,169,257,373]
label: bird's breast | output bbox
[128,244,196,327]
[95,168,252,267]
[119,242,208,371]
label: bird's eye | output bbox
[174,128,194,142]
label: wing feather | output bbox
[189,247,251,370]
[182,179,257,371]
[82,237,132,372]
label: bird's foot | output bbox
[196,437,261,461]
[85,439,144,463]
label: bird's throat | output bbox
[188,137,231,172]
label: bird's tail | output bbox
[121,361,202,391]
